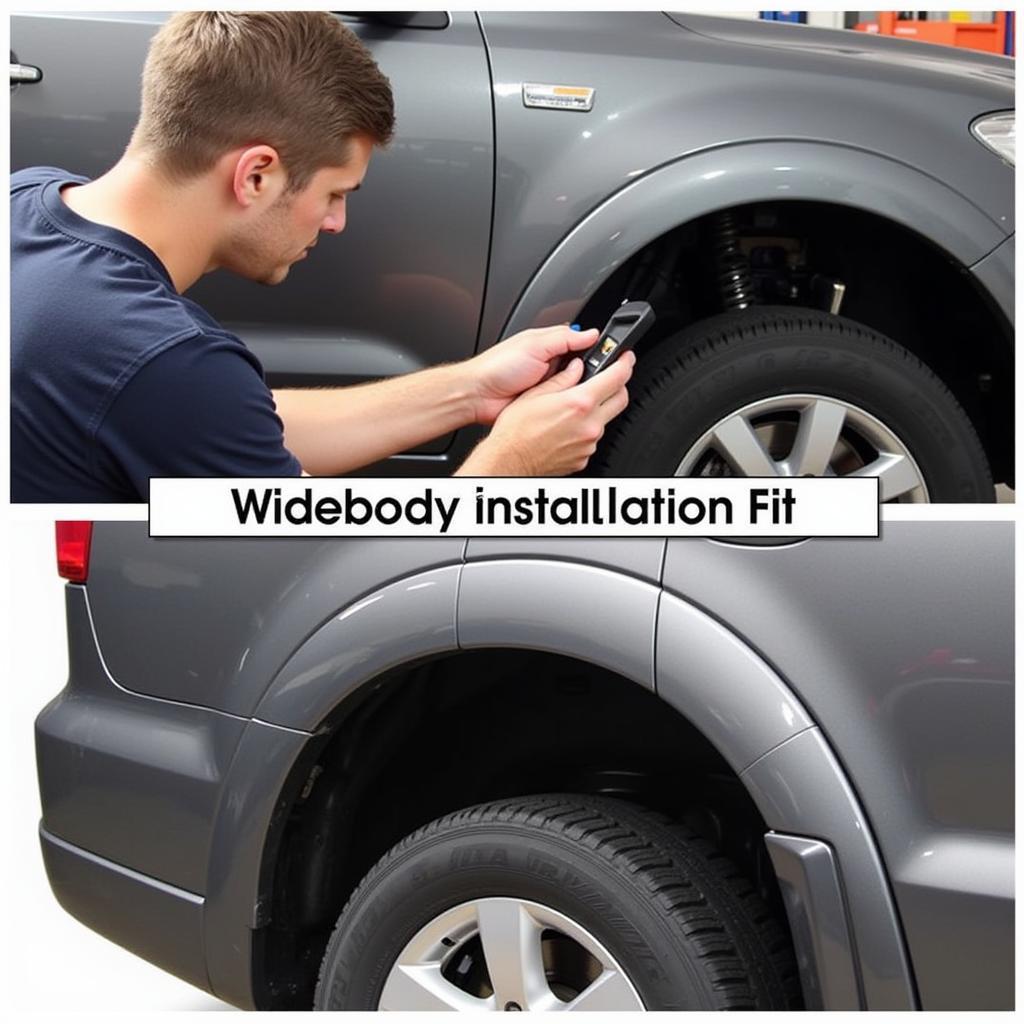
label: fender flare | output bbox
[462,569,914,1008]
[203,560,915,1009]
[501,140,1008,338]
[203,565,461,1007]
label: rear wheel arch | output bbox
[246,643,799,1009]
[216,561,913,1007]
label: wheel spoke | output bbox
[380,896,645,1013]
[564,969,644,1010]
[850,452,923,501]
[711,414,779,476]
[379,963,491,1011]
[786,399,847,476]
[475,899,552,1010]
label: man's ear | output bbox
[231,145,286,208]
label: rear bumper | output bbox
[34,584,247,1000]
[39,824,209,992]
[35,585,246,895]
[35,583,314,1009]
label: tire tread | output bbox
[591,306,993,499]
[315,792,802,1011]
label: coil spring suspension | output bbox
[714,211,754,310]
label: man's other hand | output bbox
[468,324,600,425]
[456,350,635,476]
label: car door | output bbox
[11,11,494,458]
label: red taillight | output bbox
[56,521,93,583]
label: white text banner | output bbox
[150,477,880,538]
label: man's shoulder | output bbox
[128,329,265,393]
[12,245,261,426]
[12,194,234,366]
[13,244,206,355]
[73,286,263,393]
[11,165,87,197]
[161,298,263,371]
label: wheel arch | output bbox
[498,144,1012,481]
[500,140,1009,341]
[202,560,915,1009]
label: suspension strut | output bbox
[713,211,754,310]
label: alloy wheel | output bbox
[379,897,645,1011]
[675,394,929,502]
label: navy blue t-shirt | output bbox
[11,167,303,502]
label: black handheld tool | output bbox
[580,300,655,380]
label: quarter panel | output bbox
[85,524,463,716]
[663,523,1014,1009]
[892,835,1013,1010]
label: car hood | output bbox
[666,13,1014,93]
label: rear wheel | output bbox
[592,307,994,502]
[314,794,801,1011]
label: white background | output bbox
[6,521,231,1011]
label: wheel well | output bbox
[253,648,791,1009]
[578,201,1013,485]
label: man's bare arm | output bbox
[273,324,629,477]
[273,361,477,476]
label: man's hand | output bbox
[273,321,614,477]
[456,351,635,476]
[468,324,601,425]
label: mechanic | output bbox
[11,11,634,503]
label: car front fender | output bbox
[501,140,1009,339]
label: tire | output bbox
[313,794,801,1011]
[591,307,994,502]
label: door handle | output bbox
[10,62,43,84]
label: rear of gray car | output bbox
[37,524,1013,1009]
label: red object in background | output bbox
[56,521,93,582]
[855,12,1009,55]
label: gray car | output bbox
[36,521,1013,1009]
[10,12,1014,499]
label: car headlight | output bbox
[971,111,1015,166]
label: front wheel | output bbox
[591,307,994,502]
[314,794,800,1011]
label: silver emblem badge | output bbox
[522,83,595,112]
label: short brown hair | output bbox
[131,12,394,191]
